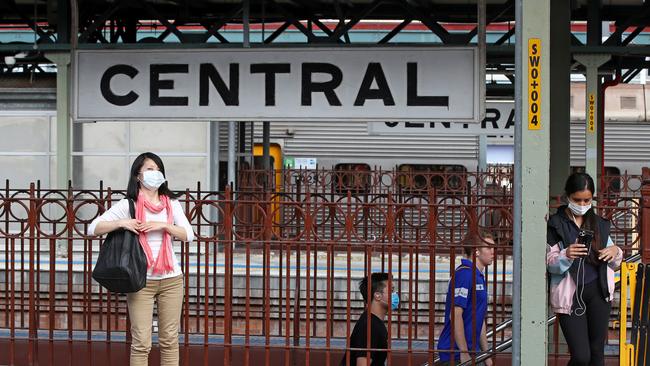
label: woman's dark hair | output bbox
[564,173,601,263]
[126,152,181,201]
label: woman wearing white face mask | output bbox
[89,152,194,366]
[546,173,622,366]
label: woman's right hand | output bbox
[566,243,588,259]
[119,219,141,234]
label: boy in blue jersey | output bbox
[437,231,495,366]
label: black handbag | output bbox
[92,199,147,293]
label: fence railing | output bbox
[0,171,648,365]
[238,168,644,199]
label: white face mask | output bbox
[141,170,166,190]
[568,199,591,217]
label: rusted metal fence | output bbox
[0,169,647,366]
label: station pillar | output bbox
[513,0,550,365]
[47,52,72,189]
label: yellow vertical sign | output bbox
[588,93,595,133]
[528,38,541,130]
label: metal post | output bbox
[478,135,488,172]
[243,0,253,167]
[477,0,487,173]
[210,121,221,236]
[209,121,221,192]
[48,53,72,189]
[239,122,247,168]
[513,0,550,364]
[228,121,237,190]
[210,121,221,192]
[263,122,271,171]
[250,121,255,166]
[574,54,610,192]
[243,0,250,48]
[549,0,571,198]
[478,0,486,123]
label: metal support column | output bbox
[228,121,237,189]
[478,135,488,171]
[243,0,254,168]
[238,122,247,168]
[478,0,486,122]
[48,53,72,189]
[549,0,571,198]
[574,54,609,192]
[210,121,220,192]
[263,122,271,171]
[209,121,221,232]
[477,0,487,173]
[513,0,550,364]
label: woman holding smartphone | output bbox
[546,172,622,366]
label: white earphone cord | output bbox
[573,241,591,317]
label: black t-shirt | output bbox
[340,311,388,366]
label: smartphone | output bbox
[578,229,594,246]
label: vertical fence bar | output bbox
[202,189,211,366]
[407,242,414,366]
[244,224,251,366]
[224,186,233,366]
[28,183,36,366]
[293,180,302,353]
[427,188,436,366]
[305,190,312,366]
[344,189,352,366]
[641,168,650,263]
[85,222,93,365]
[284,235,291,366]
[325,201,332,366]
[65,183,73,366]
[104,189,113,364]
[387,191,395,366]
[34,182,42,366]
[49,236,56,365]
[264,190,272,366]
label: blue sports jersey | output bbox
[437,258,488,361]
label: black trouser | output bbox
[558,280,611,366]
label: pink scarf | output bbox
[137,191,175,275]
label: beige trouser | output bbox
[127,274,184,366]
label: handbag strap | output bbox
[128,198,135,219]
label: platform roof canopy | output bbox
[3,0,650,96]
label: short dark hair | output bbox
[126,152,181,201]
[359,272,391,303]
[462,231,494,257]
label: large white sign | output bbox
[73,47,479,122]
[368,101,515,137]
